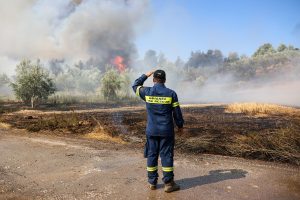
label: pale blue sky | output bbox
[136,0,300,61]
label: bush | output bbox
[100,68,122,101]
[11,60,56,108]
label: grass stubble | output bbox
[0,102,299,165]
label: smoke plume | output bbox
[176,57,300,106]
[0,0,149,75]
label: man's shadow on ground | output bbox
[166,169,248,190]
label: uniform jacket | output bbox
[132,74,184,136]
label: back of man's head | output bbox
[153,69,166,83]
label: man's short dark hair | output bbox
[153,69,166,83]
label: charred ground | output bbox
[0,103,299,165]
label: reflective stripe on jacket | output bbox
[132,74,184,136]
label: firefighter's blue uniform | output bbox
[132,74,184,185]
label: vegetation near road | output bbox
[0,103,299,165]
[11,60,55,108]
[224,103,300,165]
[1,42,299,105]
[0,43,299,166]
[225,102,297,115]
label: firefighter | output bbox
[132,69,184,193]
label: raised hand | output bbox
[145,70,155,77]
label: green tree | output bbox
[277,44,287,52]
[119,71,131,98]
[253,43,276,57]
[11,60,56,108]
[100,68,121,101]
[227,52,239,62]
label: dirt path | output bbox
[0,129,299,200]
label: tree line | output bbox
[0,43,299,107]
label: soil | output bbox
[1,104,299,164]
[0,103,299,199]
[0,128,299,200]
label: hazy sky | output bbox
[136,0,300,61]
[1,0,299,76]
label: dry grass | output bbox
[26,112,83,132]
[2,103,299,165]
[11,109,44,115]
[0,122,11,129]
[225,102,297,116]
[226,127,300,165]
[84,126,127,144]
[177,126,300,165]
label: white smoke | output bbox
[0,0,149,75]
[177,58,300,106]
[179,76,300,106]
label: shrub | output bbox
[11,60,56,108]
[100,68,122,101]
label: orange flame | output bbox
[112,56,126,73]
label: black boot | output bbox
[164,180,180,193]
[149,184,157,190]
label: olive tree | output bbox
[252,43,276,57]
[11,60,55,108]
[277,44,287,52]
[100,68,121,101]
